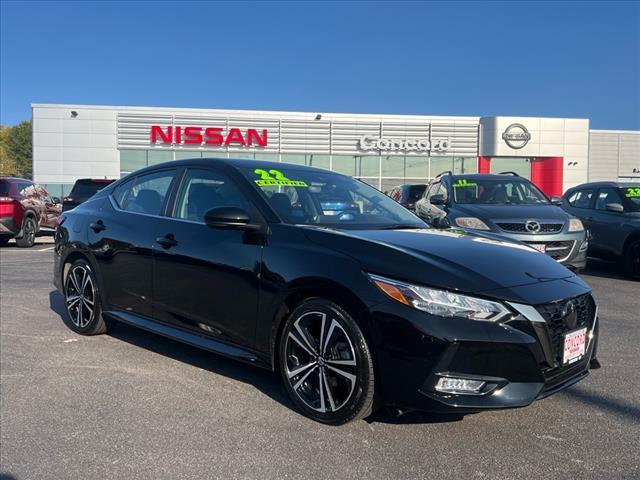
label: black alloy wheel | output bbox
[64,259,110,334]
[279,298,375,425]
[15,216,36,248]
[624,239,640,280]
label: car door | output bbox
[151,167,262,349]
[589,187,627,258]
[88,168,178,318]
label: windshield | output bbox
[241,166,426,229]
[452,178,549,205]
[621,186,640,211]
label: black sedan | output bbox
[53,158,600,424]
[562,181,640,279]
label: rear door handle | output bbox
[156,234,178,249]
[90,220,106,232]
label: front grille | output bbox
[536,294,596,366]
[525,240,575,261]
[496,222,564,234]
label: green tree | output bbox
[5,120,32,178]
[0,126,18,176]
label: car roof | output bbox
[566,181,640,190]
[0,176,32,182]
[128,157,343,177]
[436,173,530,182]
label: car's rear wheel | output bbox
[278,298,375,425]
[624,239,640,280]
[15,216,36,248]
[64,259,110,335]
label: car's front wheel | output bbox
[64,259,110,335]
[624,239,640,280]
[278,298,375,425]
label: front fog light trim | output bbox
[435,377,486,395]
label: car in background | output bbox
[62,178,115,212]
[385,183,427,211]
[0,177,61,247]
[562,182,640,280]
[54,158,599,425]
[415,172,588,271]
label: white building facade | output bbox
[31,103,640,198]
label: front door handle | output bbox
[90,220,106,232]
[156,234,178,249]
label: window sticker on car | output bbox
[254,169,308,187]
[625,187,640,198]
[453,179,477,188]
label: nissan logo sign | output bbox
[502,123,531,149]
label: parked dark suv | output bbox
[415,172,588,271]
[562,182,640,280]
[0,177,61,247]
[385,184,427,211]
[54,158,599,424]
[62,178,115,212]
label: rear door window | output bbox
[112,169,177,216]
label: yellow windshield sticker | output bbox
[625,187,640,198]
[254,169,308,187]
[453,179,477,188]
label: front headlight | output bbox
[568,218,584,232]
[454,217,491,230]
[369,274,511,322]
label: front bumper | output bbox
[370,287,598,413]
[486,229,588,270]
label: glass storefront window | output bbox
[255,153,280,163]
[147,150,174,166]
[175,151,203,160]
[453,157,478,174]
[280,153,306,165]
[429,157,454,177]
[307,154,331,170]
[356,155,379,177]
[490,157,531,179]
[230,152,255,160]
[120,149,147,173]
[381,155,405,177]
[405,156,430,178]
[331,155,356,176]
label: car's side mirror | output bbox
[605,203,624,213]
[550,195,562,205]
[204,207,260,231]
[429,194,446,205]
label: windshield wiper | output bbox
[377,224,425,230]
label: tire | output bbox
[15,216,36,248]
[63,259,110,335]
[0,237,9,247]
[278,298,375,425]
[624,239,640,280]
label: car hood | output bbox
[303,226,581,298]
[453,203,569,222]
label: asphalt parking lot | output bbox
[1,238,638,480]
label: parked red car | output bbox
[0,177,61,247]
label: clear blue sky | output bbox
[1,1,639,129]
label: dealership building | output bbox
[31,103,640,198]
